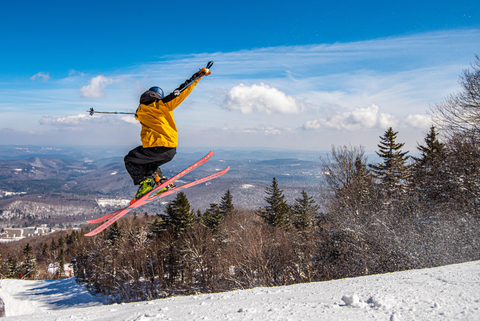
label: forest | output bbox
[0,55,479,303]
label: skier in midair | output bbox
[124,65,211,203]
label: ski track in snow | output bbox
[1,261,479,320]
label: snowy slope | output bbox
[1,261,479,321]
[0,277,104,317]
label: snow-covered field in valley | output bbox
[1,261,479,321]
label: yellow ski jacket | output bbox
[135,77,201,148]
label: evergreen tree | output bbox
[22,243,37,279]
[65,233,74,246]
[107,221,122,246]
[292,190,319,229]
[257,177,291,227]
[414,126,444,164]
[369,127,411,197]
[50,239,57,252]
[149,216,164,238]
[349,154,378,211]
[352,155,373,200]
[58,236,65,249]
[6,257,17,278]
[219,189,234,215]
[49,238,58,263]
[41,243,48,257]
[59,249,66,277]
[163,192,195,233]
[412,126,446,201]
[203,203,224,232]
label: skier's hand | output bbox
[199,68,211,76]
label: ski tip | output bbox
[202,150,214,161]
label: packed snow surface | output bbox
[1,261,479,320]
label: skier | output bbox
[124,66,211,203]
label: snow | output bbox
[242,184,255,189]
[1,191,26,197]
[1,261,479,320]
[96,198,131,207]
[0,278,104,318]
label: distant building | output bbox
[0,225,51,240]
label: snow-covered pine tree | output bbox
[22,243,37,279]
[107,221,122,245]
[257,177,291,227]
[369,127,411,197]
[59,248,65,277]
[163,192,195,233]
[148,216,164,238]
[352,155,375,204]
[5,257,17,279]
[219,189,234,215]
[292,190,319,229]
[202,203,224,232]
[412,126,446,201]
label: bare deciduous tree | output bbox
[430,54,480,138]
[320,144,367,192]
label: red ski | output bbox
[85,151,228,236]
[88,167,229,224]
[85,167,229,236]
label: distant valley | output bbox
[0,145,325,228]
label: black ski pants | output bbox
[124,146,176,185]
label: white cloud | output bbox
[223,83,303,115]
[303,104,397,131]
[250,126,282,135]
[120,116,138,125]
[403,114,432,129]
[378,113,398,129]
[210,125,292,136]
[79,75,115,98]
[30,72,50,82]
[40,114,90,126]
[68,69,86,77]
[40,114,137,128]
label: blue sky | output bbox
[0,0,479,152]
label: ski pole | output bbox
[87,107,135,116]
[87,61,213,116]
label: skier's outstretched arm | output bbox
[162,68,210,110]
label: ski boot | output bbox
[130,176,156,204]
[154,168,175,195]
